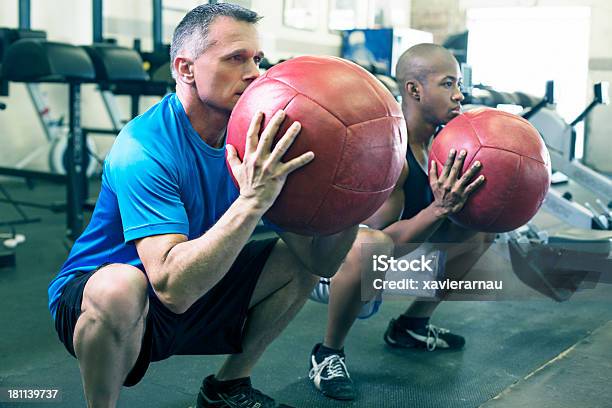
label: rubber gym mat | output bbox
[481,321,612,408]
[2,181,612,407]
[3,296,612,407]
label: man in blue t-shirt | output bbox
[48,4,357,408]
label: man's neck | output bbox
[402,102,435,147]
[177,86,230,148]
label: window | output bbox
[466,6,590,157]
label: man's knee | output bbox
[354,228,394,256]
[467,231,495,253]
[80,264,149,336]
[443,230,494,260]
[284,246,320,297]
[346,229,394,271]
[333,229,393,285]
[253,240,318,307]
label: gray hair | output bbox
[169,3,261,79]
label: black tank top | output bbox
[401,144,433,220]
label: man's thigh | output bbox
[79,263,149,320]
[249,238,317,308]
[54,264,152,387]
[144,238,279,360]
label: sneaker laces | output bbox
[425,324,450,351]
[224,383,275,407]
[309,354,350,381]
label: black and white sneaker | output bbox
[196,375,294,408]
[384,318,466,351]
[308,343,356,400]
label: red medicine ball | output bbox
[430,107,551,233]
[227,56,407,235]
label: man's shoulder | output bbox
[121,97,173,141]
[110,97,179,163]
[110,125,158,162]
[106,129,177,181]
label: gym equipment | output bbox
[373,73,400,101]
[485,81,612,300]
[467,86,523,108]
[1,0,165,241]
[0,34,96,240]
[1,29,27,265]
[430,108,551,232]
[82,42,158,128]
[137,44,173,92]
[503,224,612,302]
[0,182,40,228]
[524,81,612,230]
[46,41,158,178]
[1,232,25,249]
[0,182,39,267]
[459,65,540,110]
[0,1,100,244]
[89,0,170,131]
[228,56,407,235]
[443,30,468,65]
[0,28,98,177]
[119,0,173,92]
[459,68,612,230]
[527,82,610,190]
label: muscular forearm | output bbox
[383,204,446,246]
[363,188,404,230]
[279,225,358,278]
[155,196,264,312]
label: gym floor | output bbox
[1,179,611,408]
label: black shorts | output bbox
[53,238,278,387]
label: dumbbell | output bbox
[2,234,26,249]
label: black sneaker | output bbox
[308,343,355,400]
[196,375,294,408]
[384,318,466,351]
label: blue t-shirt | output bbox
[48,94,240,319]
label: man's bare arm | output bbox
[136,110,313,314]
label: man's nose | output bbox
[453,86,465,102]
[244,60,260,81]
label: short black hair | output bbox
[395,43,456,96]
[169,3,261,78]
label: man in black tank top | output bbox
[382,43,495,355]
[308,43,490,400]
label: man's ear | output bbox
[405,80,420,101]
[174,55,194,84]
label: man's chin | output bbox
[229,95,242,107]
[204,101,235,115]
